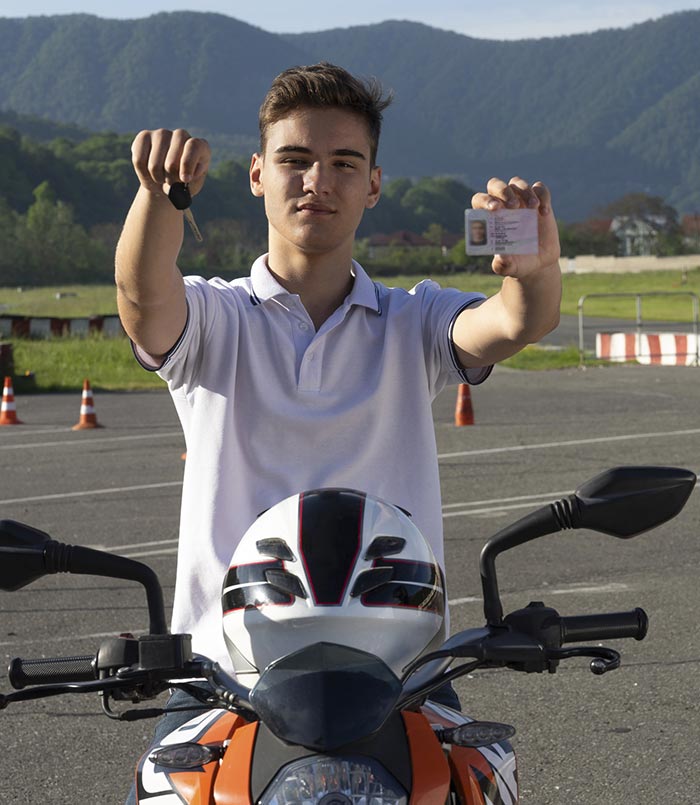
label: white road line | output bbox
[0,431,182,451]
[0,583,632,648]
[442,491,572,508]
[1,484,559,516]
[0,481,182,506]
[548,582,630,595]
[3,426,698,457]
[448,582,630,606]
[437,427,700,459]
[121,547,179,559]
[443,499,563,518]
[0,426,77,438]
[0,631,144,648]
[449,596,481,605]
[108,538,177,551]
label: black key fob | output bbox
[168,182,192,210]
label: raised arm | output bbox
[115,129,210,361]
[452,177,561,368]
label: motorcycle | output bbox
[0,465,695,805]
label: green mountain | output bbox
[1,10,699,220]
[0,109,92,142]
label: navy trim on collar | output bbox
[248,255,382,315]
[373,282,383,316]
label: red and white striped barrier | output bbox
[0,315,123,338]
[596,332,699,365]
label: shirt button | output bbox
[298,322,309,331]
[307,352,316,361]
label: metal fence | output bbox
[577,292,700,367]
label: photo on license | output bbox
[465,209,538,256]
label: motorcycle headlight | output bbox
[259,755,408,805]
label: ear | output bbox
[250,153,264,198]
[365,165,382,209]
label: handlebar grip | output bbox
[8,655,97,689]
[560,608,648,644]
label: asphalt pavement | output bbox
[1,365,699,803]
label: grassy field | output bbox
[2,268,698,391]
[0,285,120,318]
[11,336,167,392]
[392,268,700,321]
[7,337,609,393]
[3,268,700,321]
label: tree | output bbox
[400,177,472,234]
[558,221,618,257]
[422,223,448,247]
[598,192,679,230]
[16,181,110,285]
[178,218,265,278]
[0,197,23,285]
[447,238,492,273]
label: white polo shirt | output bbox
[146,256,491,669]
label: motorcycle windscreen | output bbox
[250,642,402,751]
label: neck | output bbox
[267,239,355,329]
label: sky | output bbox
[1,0,700,40]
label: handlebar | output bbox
[8,655,96,689]
[2,605,651,716]
[560,608,648,644]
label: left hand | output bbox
[471,177,561,279]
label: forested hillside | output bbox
[0,11,698,219]
[0,116,481,285]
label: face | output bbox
[250,107,382,259]
[470,220,487,245]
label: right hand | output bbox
[131,128,211,199]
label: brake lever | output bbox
[0,674,149,708]
[548,646,621,675]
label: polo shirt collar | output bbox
[249,254,381,314]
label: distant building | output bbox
[368,230,432,260]
[609,215,663,256]
[681,214,700,250]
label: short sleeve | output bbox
[155,276,239,390]
[413,279,493,391]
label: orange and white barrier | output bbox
[0,376,22,425]
[596,332,699,366]
[72,378,103,430]
[0,315,123,339]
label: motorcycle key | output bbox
[168,182,203,242]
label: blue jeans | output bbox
[429,680,462,710]
[124,682,461,804]
[125,685,212,805]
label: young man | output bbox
[116,62,560,799]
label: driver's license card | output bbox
[465,208,539,256]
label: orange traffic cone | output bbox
[72,379,103,430]
[454,383,474,426]
[0,376,23,425]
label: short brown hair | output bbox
[259,62,393,167]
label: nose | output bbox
[302,161,331,195]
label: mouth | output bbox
[297,203,336,215]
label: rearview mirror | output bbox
[480,466,697,625]
[0,520,52,591]
[0,519,168,634]
[574,466,696,538]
